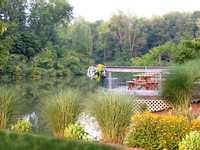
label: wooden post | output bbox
[109,71,112,89]
[159,72,162,92]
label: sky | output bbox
[68,0,200,22]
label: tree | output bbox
[95,21,114,62]
[0,0,6,54]
[28,0,73,46]
[36,42,57,69]
[11,32,41,60]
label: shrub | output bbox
[179,130,200,150]
[125,111,200,150]
[64,122,84,140]
[64,122,92,142]
[86,91,136,144]
[40,88,82,137]
[11,118,32,133]
[0,86,20,129]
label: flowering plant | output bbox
[125,111,200,150]
[87,64,106,81]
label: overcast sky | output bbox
[68,0,200,22]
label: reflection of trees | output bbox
[0,76,99,134]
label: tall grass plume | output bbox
[0,86,21,129]
[162,59,200,109]
[86,91,136,144]
[40,87,82,137]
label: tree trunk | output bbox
[131,25,138,57]
[89,42,93,54]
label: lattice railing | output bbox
[133,99,172,114]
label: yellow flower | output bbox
[125,126,129,130]
[171,137,173,139]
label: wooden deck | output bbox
[101,66,200,103]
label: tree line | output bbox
[0,0,200,78]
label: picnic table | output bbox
[127,74,160,90]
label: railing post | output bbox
[109,71,112,89]
[159,71,162,92]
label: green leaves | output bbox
[179,131,200,150]
[28,0,73,46]
[11,118,32,133]
[64,122,85,140]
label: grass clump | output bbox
[125,111,200,150]
[40,88,82,137]
[86,91,136,144]
[162,59,200,109]
[0,129,124,150]
[0,86,21,129]
[179,130,200,150]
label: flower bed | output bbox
[125,111,200,150]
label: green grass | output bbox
[85,91,137,144]
[39,87,83,137]
[0,129,124,150]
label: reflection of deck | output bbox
[100,85,160,96]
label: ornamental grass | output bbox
[0,86,21,129]
[40,87,82,137]
[162,59,200,110]
[125,111,200,150]
[86,91,138,144]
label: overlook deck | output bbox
[100,66,200,103]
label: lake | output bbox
[1,76,99,136]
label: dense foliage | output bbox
[0,0,200,78]
[64,122,85,140]
[179,130,200,150]
[125,111,200,150]
[11,118,32,133]
[64,122,92,142]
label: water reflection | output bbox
[0,76,99,136]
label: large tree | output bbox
[28,0,73,46]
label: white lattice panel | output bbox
[133,99,172,113]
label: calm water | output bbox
[1,76,99,136]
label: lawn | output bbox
[0,129,124,150]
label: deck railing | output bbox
[100,66,171,95]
